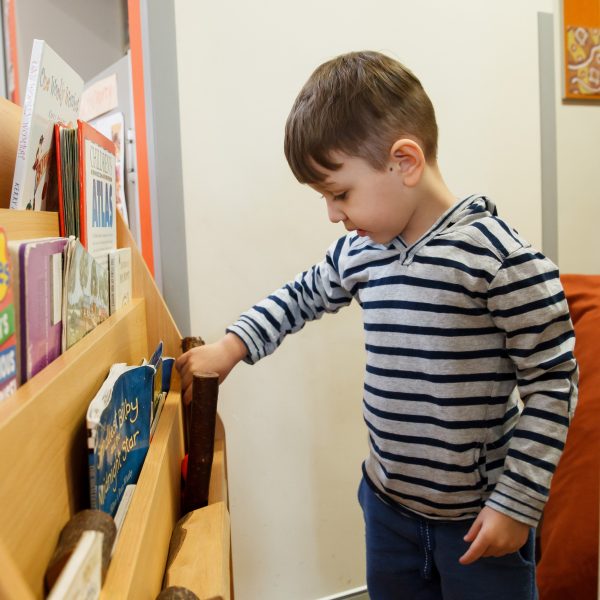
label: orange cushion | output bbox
[537,274,600,599]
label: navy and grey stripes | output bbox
[227,195,578,527]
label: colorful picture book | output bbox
[108,247,131,315]
[7,236,68,384]
[55,120,117,271]
[10,39,83,211]
[87,341,174,517]
[0,228,17,401]
[87,362,154,517]
[62,237,109,352]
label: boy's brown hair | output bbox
[284,51,438,184]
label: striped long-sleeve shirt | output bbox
[227,195,578,527]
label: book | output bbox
[7,237,68,384]
[62,237,109,352]
[111,483,135,557]
[87,341,175,516]
[55,120,117,271]
[0,228,17,401]
[46,530,102,600]
[90,112,128,226]
[147,341,175,439]
[10,39,83,211]
[108,247,131,315]
[87,362,154,517]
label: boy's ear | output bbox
[389,139,425,186]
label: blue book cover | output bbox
[147,340,175,439]
[87,363,154,516]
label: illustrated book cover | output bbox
[87,362,154,517]
[7,236,68,384]
[62,237,109,352]
[55,120,117,271]
[0,227,17,401]
[10,39,83,211]
[108,247,131,315]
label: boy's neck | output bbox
[401,162,456,246]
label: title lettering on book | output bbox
[38,66,81,113]
[0,258,9,299]
[92,181,114,228]
[16,60,38,162]
[0,346,16,383]
[90,143,115,229]
[0,306,15,344]
[97,396,142,510]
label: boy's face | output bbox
[309,152,417,245]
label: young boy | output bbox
[175,51,577,599]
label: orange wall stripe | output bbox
[563,0,600,25]
[7,0,20,105]
[128,0,155,275]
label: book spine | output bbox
[77,121,87,247]
[87,426,98,510]
[9,40,43,210]
[54,124,66,236]
[109,251,116,315]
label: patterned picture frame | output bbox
[563,0,600,101]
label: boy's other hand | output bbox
[459,506,530,565]
[175,333,247,405]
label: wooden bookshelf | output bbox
[0,98,231,599]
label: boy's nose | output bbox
[326,197,345,223]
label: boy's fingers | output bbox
[180,370,192,392]
[183,386,192,406]
[459,533,488,565]
[463,518,481,543]
[175,352,188,372]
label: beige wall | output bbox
[174,1,552,598]
[554,2,600,273]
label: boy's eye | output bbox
[333,192,347,201]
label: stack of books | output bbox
[2,40,133,397]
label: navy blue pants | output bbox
[358,478,538,600]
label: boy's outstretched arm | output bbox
[175,236,354,405]
[175,333,247,405]
[459,506,530,565]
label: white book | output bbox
[108,247,132,315]
[10,40,83,210]
[47,530,103,600]
[111,483,136,557]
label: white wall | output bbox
[174,1,551,598]
[553,2,600,273]
[14,0,127,93]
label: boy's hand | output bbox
[175,333,247,405]
[459,506,530,565]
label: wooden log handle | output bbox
[44,509,116,593]
[182,372,219,513]
[181,337,206,353]
[156,586,200,599]
[180,336,205,451]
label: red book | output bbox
[55,120,117,272]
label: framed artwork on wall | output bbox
[562,0,600,101]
